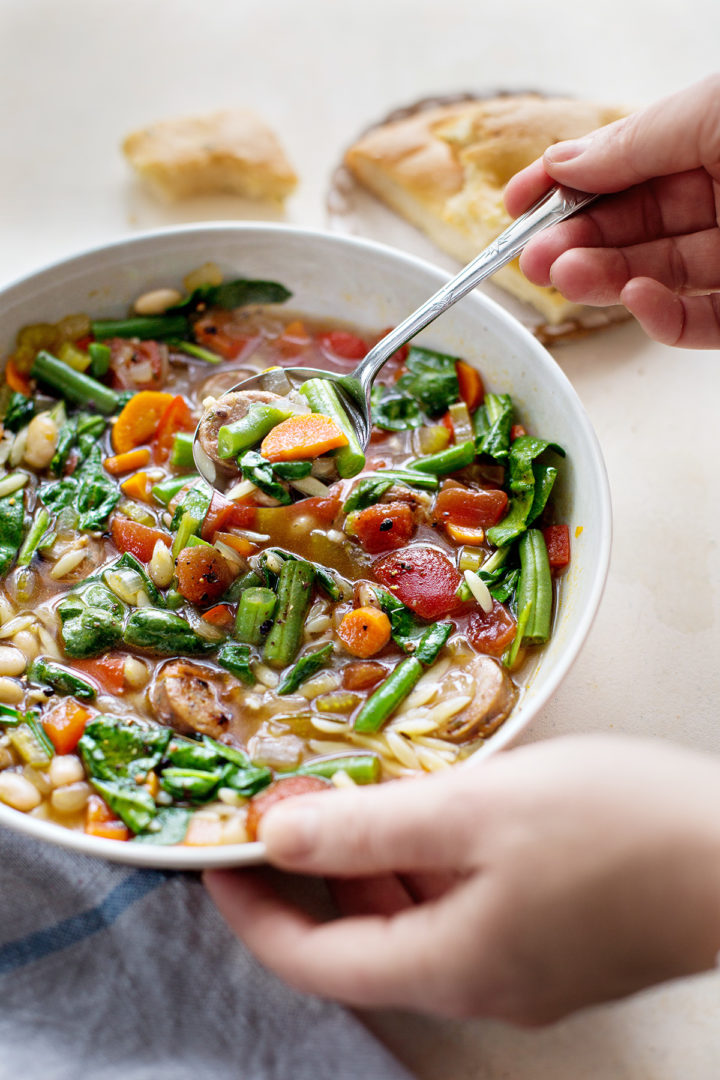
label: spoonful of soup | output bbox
[194,185,597,493]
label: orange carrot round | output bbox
[260,413,348,462]
[111,390,173,453]
[337,606,392,658]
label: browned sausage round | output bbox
[197,389,285,470]
[246,775,330,841]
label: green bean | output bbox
[263,559,315,668]
[170,431,196,469]
[0,703,23,727]
[415,622,453,665]
[221,569,263,603]
[299,378,365,477]
[169,340,222,364]
[265,548,347,602]
[408,440,475,475]
[88,342,111,378]
[91,314,190,340]
[27,657,96,700]
[151,474,197,505]
[123,609,215,654]
[31,351,120,414]
[516,529,552,644]
[16,508,51,567]
[367,469,439,490]
[277,643,333,695]
[353,657,423,733]
[297,753,380,784]
[235,587,277,646]
[217,404,294,459]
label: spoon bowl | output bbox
[193,184,598,491]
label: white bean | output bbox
[123,656,150,689]
[148,540,174,588]
[0,677,23,704]
[0,771,42,811]
[0,645,26,677]
[50,782,90,815]
[133,288,183,315]
[23,414,59,470]
[49,755,85,789]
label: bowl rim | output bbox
[0,220,612,869]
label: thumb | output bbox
[260,768,483,876]
[543,75,720,192]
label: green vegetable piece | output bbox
[527,464,558,526]
[277,643,334,695]
[0,703,24,727]
[2,392,36,432]
[170,431,196,469]
[221,569,263,603]
[17,508,50,567]
[168,278,292,314]
[408,440,475,475]
[151,474,198,505]
[0,488,25,575]
[396,346,460,416]
[82,582,126,618]
[31,350,120,414]
[370,386,424,432]
[238,450,291,505]
[477,393,513,461]
[90,314,190,340]
[223,763,273,798]
[264,548,346,602]
[103,551,165,608]
[88,341,111,378]
[160,767,225,802]
[516,529,552,645]
[298,378,365,478]
[217,404,294,459]
[235,587,277,646]
[216,643,256,685]
[27,657,96,700]
[61,607,124,659]
[297,754,380,785]
[78,716,171,781]
[90,777,157,834]
[123,608,215,654]
[365,469,439,491]
[485,490,534,548]
[9,719,54,768]
[353,656,423,733]
[202,735,251,769]
[343,477,394,514]
[371,585,427,655]
[168,341,222,365]
[263,559,315,668]
[414,622,453,666]
[167,738,222,770]
[272,459,313,480]
[133,806,192,845]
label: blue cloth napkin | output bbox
[0,826,414,1080]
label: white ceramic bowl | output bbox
[0,223,611,869]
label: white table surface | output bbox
[3,1,720,1076]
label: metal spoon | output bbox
[193,184,597,488]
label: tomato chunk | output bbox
[543,524,571,569]
[193,311,248,360]
[317,330,368,360]
[246,775,330,841]
[373,544,463,619]
[342,660,388,690]
[175,546,235,605]
[72,655,126,696]
[467,602,517,657]
[353,502,416,555]
[434,486,508,530]
[111,517,171,563]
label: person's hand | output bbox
[504,74,720,348]
[204,735,720,1025]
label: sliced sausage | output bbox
[150,660,234,739]
[109,338,169,391]
[197,389,285,471]
[436,654,517,742]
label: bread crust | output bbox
[343,94,627,328]
[123,109,297,202]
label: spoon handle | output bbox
[354,185,598,396]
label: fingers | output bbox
[327,873,415,918]
[504,158,556,217]
[204,867,472,1011]
[621,278,720,349]
[259,770,481,877]
[541,75,720,193]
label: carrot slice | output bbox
[111,390,174,453]
[202,603,235,629]
[104,447,151,475]
[212,531,257,557]
[456,360,484,411]
[260,413,348,462]
[5,358,32,395]
[337,606,392,658]
[72,655,127,696]
[120,471,153,503]
[42,698,93,754]
[153,394,194,464]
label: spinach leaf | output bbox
[371,585,427,654]
[2,392,35,432]
[61,607,124,659]
[343,477,394,513]
[169,278,292,314]
[396,346,460,416]
[90,777,157,834]
[477,393,513,461]
[132,806,191,845]
[167,737,223,770]
[508,435,565,494]
[527,463,558,525]
[217,642,256,685]
[76,446,121,530]
[79,716,171,782]
[239,451,291,505]
[160,766,226,802]
[223,763,273,798]
[0,490,25,574]
[371,386,424,432]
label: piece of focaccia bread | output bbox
[123,109,297,203]
[344,94,627,332]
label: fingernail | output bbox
[260,803,319,859]
[545,136,591,164]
